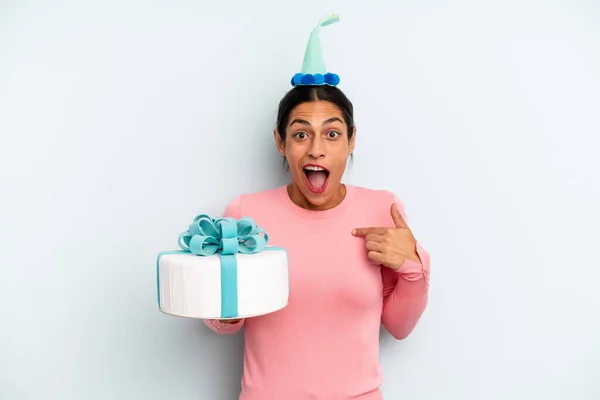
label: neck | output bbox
[286,182,346,211]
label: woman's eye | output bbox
[295,132,307,139]
[328,131,340,138]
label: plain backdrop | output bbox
[1,0,599,399]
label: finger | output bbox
[367,250,385,264]
[352,227,387,237]
[391,203,408,228]
[219,318,242,324]
[365,233,385,243]
[365,240,385,253]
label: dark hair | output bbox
[276,85,355,143]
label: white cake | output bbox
[156,215,289,320]
[157,249,289,319]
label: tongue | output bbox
[306,170,327,190]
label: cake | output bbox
[156,214,289,320]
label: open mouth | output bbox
[303,164,330,194]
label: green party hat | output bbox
[291,13,341,87]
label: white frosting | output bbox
[158,248,289,319]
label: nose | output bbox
[308,136,325,159]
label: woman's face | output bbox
[275,100,355,211]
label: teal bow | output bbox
[177,214,269,256]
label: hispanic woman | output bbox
[205,14,430,400]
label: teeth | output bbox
[304,166,325,171]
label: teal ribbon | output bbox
[163,214,268,318]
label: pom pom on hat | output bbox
[291,73,304,86]
[313,73,325,84]
[324,73,340,86]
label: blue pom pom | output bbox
[324,73,340,86]
[292,72,339,87]
[292,73,304,86]
[330,73,340,86]
[301,74,314,84]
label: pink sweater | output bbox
[205,185,430,399]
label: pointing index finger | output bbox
[352,227,387,237]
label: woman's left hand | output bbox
[352,203,421,271]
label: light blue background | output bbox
[1,0,599,399]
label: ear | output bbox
[273,128,286,156]
[348,126,356,155]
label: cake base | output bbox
[157,248,289,320]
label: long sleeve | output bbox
[380,196,431,340]
[203,194,246,335]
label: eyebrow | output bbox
[289,117,343,127]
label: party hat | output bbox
[291,13,341,87]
